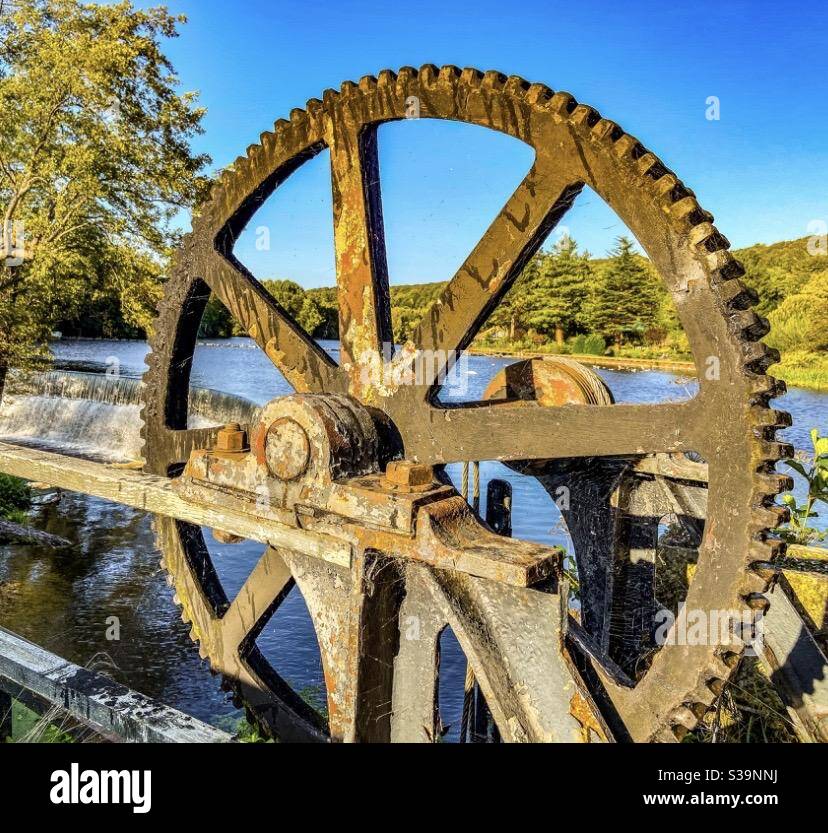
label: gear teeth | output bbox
[750,504,789,530]
[612,133,641,159]
[634,151,660,177]
[742,341,780,373]
[571,104,601,128]
[549,91,577,116]
[592,119,624,142]
[719,650,742,670]
[730,309,770,341]
[753,439,794,461]
[525,82,554,105]
[689,701,710,719]
[481,70,507,90]
[687,221,720,250]
[305,99,324,119]
[438,65,460,82]
[719,277,758,309]
[504,75,530,95]
[670,706,698,730]
[743,593,770,612]
[754,472,794,495]
[748,373,786,405]
[460,67,483,85]
[716,256,749,283]
[669,195,706,224]
[749,537,786,561]
[706,678,725,697]
[272,118,290,134]
[417,64,438,85]
[670,723,690,741]
[396,66,417,88]
[376,69,397,87]
[704,249,735,273]
[141,66,797,745]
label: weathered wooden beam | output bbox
[0,627,233,743]
[0,440,351,568]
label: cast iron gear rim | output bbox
[140,66,793,742]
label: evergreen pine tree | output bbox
[525,235,591,344]
[580,237,660,345]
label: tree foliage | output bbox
[579,237,661,345]
[526,235,591,342]
[766,270,828,353]
[0,0,209,373]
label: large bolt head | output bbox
[215,422,248,453]
[384,460,435,492]
[266,418,310,480]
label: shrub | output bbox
[583,334,606,355]
[0,474,31,519]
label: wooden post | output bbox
[486,479,512,537]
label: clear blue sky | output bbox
[137,0,828,288]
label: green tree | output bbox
[525,236,591,344]
[261,279,324,335]
[580,237,660,346]
[0,0,209,390]
[199,295,234,338]
[489,255,542,340]
[766,270,828,353]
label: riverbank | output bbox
[470,345,828,392]
[470,346,696,375]
[50,336,828,392]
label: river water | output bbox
[0,338,824,740]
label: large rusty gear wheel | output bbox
[141,66,792,742]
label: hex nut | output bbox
[215,422,248,453]
[384,460,435,492]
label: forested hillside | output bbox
[55,235,827,388]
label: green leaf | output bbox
[782,459,810,479]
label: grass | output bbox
[3,699,76,743]
[684,657,799,743]
[773,350,828,391]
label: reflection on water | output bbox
[0,338,825,738]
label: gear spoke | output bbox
[327,110,392,397]
[393,398,704,464]
[393,166,582,392]
[222,546,294,650]
[202,250,339,393]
